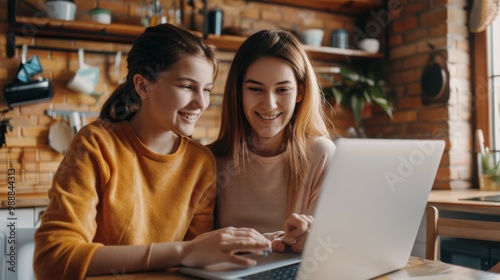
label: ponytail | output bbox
[99,76,141,122]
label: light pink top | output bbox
[215,137,336,233]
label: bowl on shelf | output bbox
[358,38,380,53]
[44,0,77,21]
[301,29,324,47]
[89,8,112,24]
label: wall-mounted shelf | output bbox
[8,16,383,62]
[249,0,384,15]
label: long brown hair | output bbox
[208,30,333,214]
[100,24,218,122]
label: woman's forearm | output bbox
[86,242,184,276]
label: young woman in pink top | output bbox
[34,24,270,280]
[208,30,336,253]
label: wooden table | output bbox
[86,257,500,279]
[428,189,500,215]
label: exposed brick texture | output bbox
[379,0,473,189]
[0,0,475,191]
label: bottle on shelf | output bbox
[148,0,167,26]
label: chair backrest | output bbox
[425,205,500,263]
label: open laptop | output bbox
[180,138,445,279]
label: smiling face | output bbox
[138,55,214,137]
[242,57,302,143]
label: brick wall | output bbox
[0,0,475,192]
[366,0,472,189]
[0,0,358,193]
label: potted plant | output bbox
[322,61,395,132]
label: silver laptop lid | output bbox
[298,138,444,280]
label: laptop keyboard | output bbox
[241,263,299,280]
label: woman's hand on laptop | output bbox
[180,227,272,267]
[270,213,314,252]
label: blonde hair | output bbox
[209,29,333,214]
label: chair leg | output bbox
[425,206,439,261]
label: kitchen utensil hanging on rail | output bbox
[67,48,100,97]
[3,45,53,108]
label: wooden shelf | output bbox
[206,35,384,60]
[303,44,384,61]
[13,16,145,44]
[250,0,384,15]
[10,17,383,62]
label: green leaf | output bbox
[350,95,365,127]
[363,89,371,104]
[324,63,395,127]
[332,88,343,104]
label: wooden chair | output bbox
[425,205,500,272]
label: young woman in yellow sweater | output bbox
[34,24,270,280]
[208,30,336,253]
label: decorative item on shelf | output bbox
[291,24,324,47]
[357,38,380,53]
[168,0,182,26]
[147,0,167,26]
[89,7,111,24]
[331,29,348,49]
[322,61,394,133]
[301,29,324,47]
[44,0,77,21]
[208,7,224,35]
[187,0,197,30]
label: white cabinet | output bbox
[0,207,45,280]
[0,208,36,229]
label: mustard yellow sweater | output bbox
[34,120,216,280]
